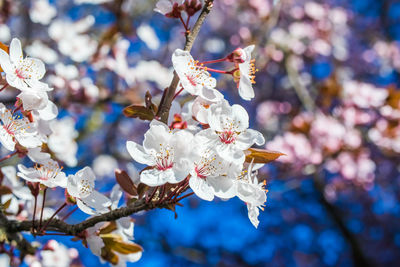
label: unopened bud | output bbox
[166,3,184,18]
[184,0,202,16]
[227,48,246,64]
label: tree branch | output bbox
[156,0,215,123]
[4,193,188,236]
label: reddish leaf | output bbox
[0,186,12,196]
[123,105,155,121]
[115,169,137,196]
[245,148,285,164]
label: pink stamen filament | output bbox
[195,165,207,179]
[199,57,227,65]
[199,66,235,75]
[173,87,185,100]
[219,131,236,144]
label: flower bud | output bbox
[227,48,246,64]
[184,0,202,17]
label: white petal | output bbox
[87,235,104,256]
[17,90,48,111]
[85,190,112,209]
[207,176,236,199]
[9,38,23,64]
[0,49,13,73]
[199,86,224,102]
[247,203,260,228]
[236,129,265,149]
[140,168,173,186]
[126,141,154,165]
[0,128,15,151]
[23,57,46,80]
[37,100,58,120]
[67,174,80,198]
[189,176,214,201]
[76,199,96,215]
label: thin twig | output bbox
[39,188,47,229]
[156,0,215,123]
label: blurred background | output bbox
[1,0,400,266]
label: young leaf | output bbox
[0,186,12,196]
[123,105,155,121]
[115,169,138,196]
[245,148,285,164]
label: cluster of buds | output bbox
[155,0,203,30]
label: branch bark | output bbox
[5,196,183,236]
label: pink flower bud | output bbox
[227,48,246,64]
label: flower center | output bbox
[155,145,174,171]
[218,130,237,144]
[194,153,218,179]
[35,163,62,181]
[1,114,29,136]
[15,68,28,80]
[79,179,93,197]
[185,74,199,86]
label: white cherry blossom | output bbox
[1,165,32,200]
[17,159,67,188]
[29,0,57,26]
[234,163,267,206]
[0,38,51,91]
[17,90,58,120]
[234,162,267,228]
[0,103,41,151]
[26,147,51,164]
[192,96,219,124]
[188,137,238,201]
[85,223,105,257]
[172,49,223,101]
[48,117,78,167]
[232,45,257,101]
[197,101,265,163]
[126,120,193,186]
[67,166,112,215]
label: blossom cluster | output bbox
[126,41,268,228]
[0,0,284,266]
[0,38,142,266]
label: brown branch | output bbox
[5,188,191,236]
[156,0,215,123]
[0,0,213,248]
[0,212,35,257]
[313,175,373,267]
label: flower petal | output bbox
[189,176,214,201]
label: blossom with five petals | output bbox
[127,120,193,186]
[67,166,112,215]
[0,103,41,151]
[17,159,67,188]
[188,136,238,201]
[172,49,223,102]
[197,100,265,163]
[0,38,51,91]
